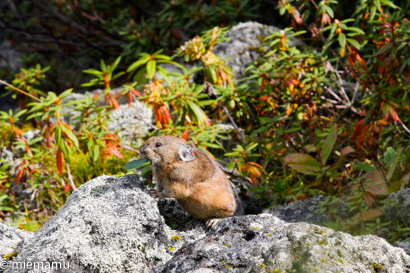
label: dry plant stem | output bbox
[132,94,159,130]
[335,81,360,123]
[120,145,140,155]
[204,82,246,144]
[398,118,410,135]
[0,79,41,102]
[66,163,76,190]
[217,162,252,184]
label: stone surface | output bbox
[48,91,153,146]
[0,223,34,258]
[384,188,410,226]
[264,195,330,226]
[106,101,153,146]
[2,174,409,273]
[213,21,300,80]
[156,214,410,273]
[3,175,205,273]
[394,241,410,256]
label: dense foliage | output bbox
[1,0,410,244]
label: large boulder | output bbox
[156,214,410,273]
[0,223,33,259]
[2,174,409,273]
[384,188,410,226]
[213,22,300,80]
[3,175,204,273]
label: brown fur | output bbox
[140,135,236,220]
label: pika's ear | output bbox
[177,145,195,162]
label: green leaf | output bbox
[92,145,99,162]
[127,55,151,72]
[123,158,151,170]
[82,69,102,77]
[386,147,403,181]
[346,38,361,49]
[60,125,79,149]
[338,33,346,48]
[146,60,156,79]
[321,124,337,165]
[111,57,122,71]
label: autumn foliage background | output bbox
[1,0,410,243]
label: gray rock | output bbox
[0,41,22,72]
[384,188,410,225]
[213,22,300,80]
[0,223,34,259]
[0,147,21,176]
[264,195,330,226]
[4,175,205,273]
[22,130,41,141]
[156,214,410,273]
[394,241,410,256]
[106,101,153,146]
[49,91,153,146]
[3,174,410,273]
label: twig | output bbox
[132,94,159,130]
[205,82,246,144]
[336,81,360,123]
[398,118,410,135]
[0,80,41,102]
[217,162,252,184]
[66,163,77,190]
[120,145,140,155]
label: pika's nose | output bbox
[139,146,146,156]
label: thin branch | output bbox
[120,145,140,155]
[0,80,41,101]
[66,163,77,190]
[204,82,246,145]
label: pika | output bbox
[140,135,237,226]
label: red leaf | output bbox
[357,131,365,151]
[155,108,162,123]
[128,93,132,107]
[352,118,365,140]
[56,147,63,175]
[64,184,71,192]
[15,168,24,185]
[388,107,399,122]
[107,147,123,159]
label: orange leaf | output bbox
[248,165,262,178]
[128,93,132,107]
[181,131,189,142]
[15,168,24,185]
[364,191,373,207]
[109,95,120,109]
[107,147,123,159]
[388,107,399,122]
[56,147,63,175]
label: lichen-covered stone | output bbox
[3,175,205,273]
[3,174,409,273]
[156,214,410,273]
[0,223,34,259]
[213,22,300,80]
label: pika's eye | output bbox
[155,142,162,148]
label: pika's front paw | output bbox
[205,218,221,229]
[148,188,163,201]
